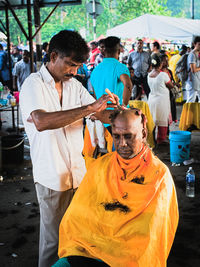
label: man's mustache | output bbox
[64,74,74,77]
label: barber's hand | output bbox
[91,94,118,112]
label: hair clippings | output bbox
[151,59,157,65]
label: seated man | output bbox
[56,109,179,267]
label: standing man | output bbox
[186,36,200,102]
[88,36,132,151]
[13,50,36,91]
[91,36,132,107]
[128,39,151,99]
[11,46,22,66]
[19,30,117,267]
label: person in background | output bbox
[88,41,100,70]
[128,39,151,99]
[13,50,36,91]
[160,54,177,123]
[75,63,89,89]
[147,54,174,144]
[168,49,181,84]
[0,43,11,89]
[175,45,188,101]
[42,42,49,64]
[185,36,200,102]
[55,108,179,267]
[128,66,137,100]
[187,46,191,53]
[91,36,132,108]
[151,41,161,57]
[11,46,22,67]
[129,66,134,81]
[19,30,119,267]
[129,43,135,54]
[119,43,129,64]
[94,39,105,67]
[146,42,151,54]
[89,36,132,150]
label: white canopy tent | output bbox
[0,32,7,40]
[107,14,200,43]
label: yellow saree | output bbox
[59,145,179,267]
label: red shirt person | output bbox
[88,41,100,68]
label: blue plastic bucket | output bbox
[169,131,191,163]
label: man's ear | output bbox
[50,51,58,63]
[142,127,147,140]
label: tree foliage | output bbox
[0,0,199,45]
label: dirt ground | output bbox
[0,104,200,267]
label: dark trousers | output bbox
[133,76,150,98]
[170,91,177,122]
[132,75,150,99]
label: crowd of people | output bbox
[1,31,199,266]
[0,41,51,93]
[83,36,200,145]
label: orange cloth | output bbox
[129,100,155,148]
[179,102,200,131]
[59,145,179,267]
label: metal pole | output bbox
[0,19,7,32]
[5,0,29,40]
[32,0,63,39]
[92,0,96,40]
[33,0,42,70]
[191,0,194,19]
[27,0,34,73]
[5,6,13,91]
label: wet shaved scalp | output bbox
[109,108,145,125]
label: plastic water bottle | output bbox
[7,92,12,104]
[0,82,3,99]
[186,167,195,197]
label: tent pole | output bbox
[191,0,194,19]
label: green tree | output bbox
[2,0,199,45]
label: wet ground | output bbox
[0,104,200,267]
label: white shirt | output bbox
[12,59,36,91]
[19,64,95,191]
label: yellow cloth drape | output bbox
[129,100,155,148]
[168,54,183,103]
[179,102,200,131]
[168,54,181,83]
[59,145,179,267]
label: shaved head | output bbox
[111,109,147,159]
